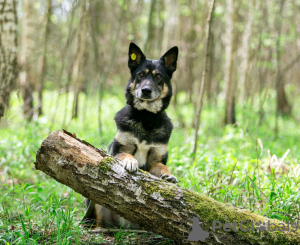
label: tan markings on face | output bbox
[152,70,156,75]
[160,83,169,98]
[129,81,136,92]
[145,69,149,74]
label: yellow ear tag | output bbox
[131,53,136,60]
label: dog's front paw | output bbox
[161,174,178,183]
[122,156,139,172]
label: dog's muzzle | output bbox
[141,87,152,97]
[135,87,160,101]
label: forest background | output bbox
[0,0,300,244]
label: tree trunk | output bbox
[186,0,198,104]
[192,0,215,161]
[162,0,179,52]
[37,0,52,116]
[162,0,180,107]
[71,1,88,119]
[20,0,37,120]
[240,0,254,101]
[97,0,125,135]
[155,0,165,56]
[143,0,165,58]
[206,28,215,103]
[35,130,300,245]
[275,0,291,116]
[144,0,157,56]
[257,0,267,126]
[0,0,18,119]
[224,0,236,125]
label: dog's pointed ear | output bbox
[160,46,178,73]
[128,42,146,71]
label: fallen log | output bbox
[35,130,300,245]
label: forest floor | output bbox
[83,231,177,245]
[0,91,300,244]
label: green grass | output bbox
[0,90,300,244]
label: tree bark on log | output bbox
[35,130,300,245]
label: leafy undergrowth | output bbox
[0,91,300,244]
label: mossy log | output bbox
[35,130,300,245]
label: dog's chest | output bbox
[115,130,167,167]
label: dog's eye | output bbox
[139,73,144,77]
[155,74,161,79]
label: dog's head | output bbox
[125,43,178,113]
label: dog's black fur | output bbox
[83,43,178,228]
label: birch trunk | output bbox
[0,0,18,118]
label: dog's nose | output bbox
[141,87,152,96]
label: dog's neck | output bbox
[126,93,171,114]
[129,105,168,131]
[131,106,165,115]
[132,97,163,114]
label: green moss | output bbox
[137,179,176,199]
[138,169,150,176]
[183,188,300,244]
[184,188,258,223]
[98,156,116,173]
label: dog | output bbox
[82,42,178,228]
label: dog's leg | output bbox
[82,151,139,228]
[148,162,177,183]
[83,201,140,228]
[109,138,138,172]
[81,199,98,227]
[82,141,139,228]
[115,152,139,172]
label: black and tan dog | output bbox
[83,42,178,228]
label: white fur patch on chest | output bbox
[133,97,163,114]
[115,131,168,168]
